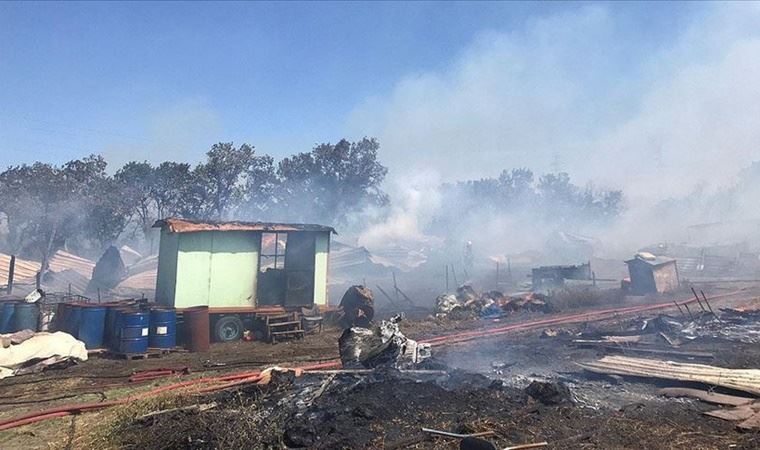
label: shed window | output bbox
[260,232,287,271]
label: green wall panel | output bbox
[208,231,259,307]
[174,232,213,308]
[154,229,179,307]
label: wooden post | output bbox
[445,265,449,291]
[35,270,41,289]
[691,287,706,312]
[6,255,15,294]
[683,302,695,320]
[97,288,101,303]
[392,271,400,304]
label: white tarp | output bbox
[0,331,87,379]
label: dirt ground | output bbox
[1,285,759,449]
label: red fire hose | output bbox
[0,290,746,431]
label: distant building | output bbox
[531,262,592,292]
[625,253,679,295]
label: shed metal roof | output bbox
[153,218,336,234]
[625,255,676,267]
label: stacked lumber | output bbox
[577,356,760,395]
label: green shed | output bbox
[153,218,335,311]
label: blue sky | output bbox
[0,1,705,171]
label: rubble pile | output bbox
[639,308,760,344]
[435,285,548,319]
[339,314,431,369]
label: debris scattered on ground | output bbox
[658,387,760,430]
[634,308,760,344]
[435,285,548,319]
[525,380,573,405]
[659,387,754,406]
[339,314,431,369]
[540,328,575,339]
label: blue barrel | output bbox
[11,303,39,332]
[115,310,149,354]
[78,305,107,349]
[109,306,138,350]
[149,308,177,349]
[66,304,83,338]
[104,305,122,349]
[0,302,16,333]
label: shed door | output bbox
[284,232,316,306]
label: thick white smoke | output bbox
[348,4,760,259]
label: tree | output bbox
[276,137,388,224]
[241,153,278,218]
[0,155,115,263]
[115,161,156,240]
[153,162,196,219]
[192,143,261,219]
[85,177,133,248]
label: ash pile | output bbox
[436,285,549,320]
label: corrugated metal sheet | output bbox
[118,270,156,290]
[48,250,95,278]
[624,255,676,267]
[0,253,40,285]
[0,250,94,292]
[154,217,336,234]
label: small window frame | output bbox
[260,232,287,271]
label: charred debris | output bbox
[2,234,760,450]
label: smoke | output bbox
[356,169,443,250]
[347,4,760,260]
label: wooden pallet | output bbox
[107,347,179,360]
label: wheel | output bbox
[214,315,244,342]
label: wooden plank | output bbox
[575,344,714,360]
[270,330,304,336]
[577,356,760,396]
[737,411,760,430]
[659,388,755,406]
[704,406,756,421]
[267,321,301,327]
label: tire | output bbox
[214,315,244,342]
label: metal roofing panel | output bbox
[153,218,336,234]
